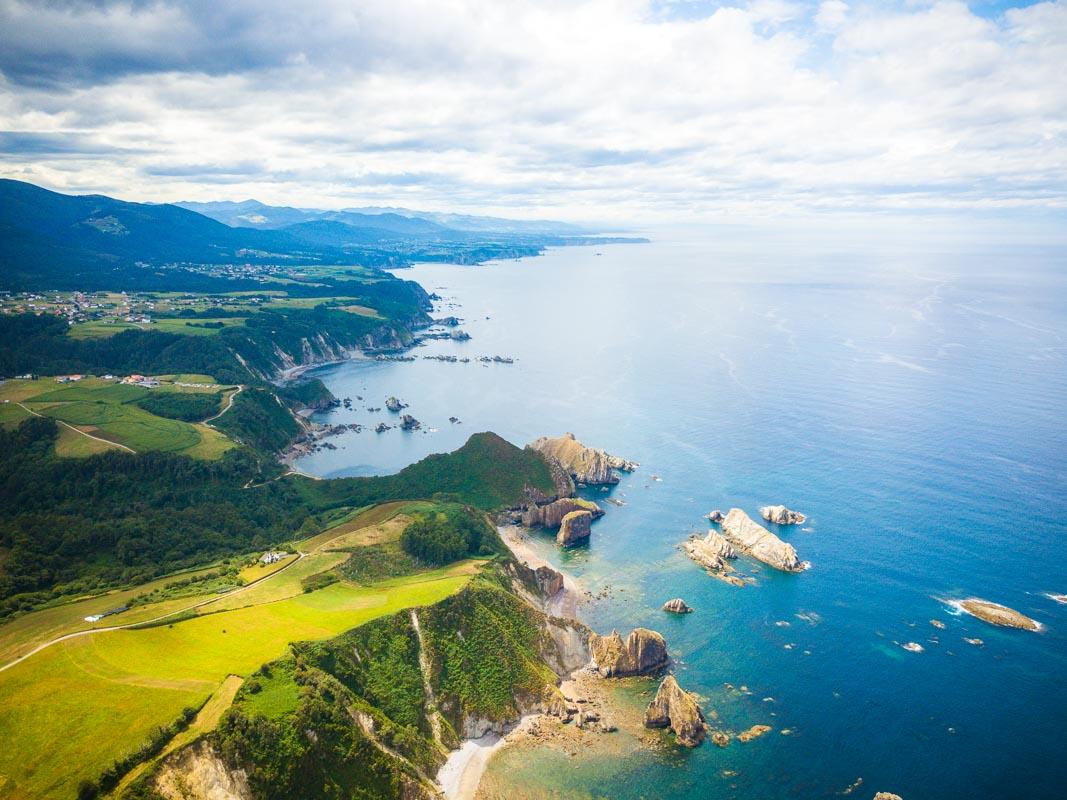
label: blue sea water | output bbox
[295,236,1067,799]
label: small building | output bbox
[259,551,289,565]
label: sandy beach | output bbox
[498,524,583,618]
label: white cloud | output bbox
[0,0,1064,223]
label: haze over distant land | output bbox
[1,0,1065,234]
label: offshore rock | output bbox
[760,505,807,525]
[591,628,669,677]
[556,510,592,546]
[385,396,407,412]
[955,598,1041,631]
[737,724,772,743]
[523,497,604,529]
[644,675,707,747]
[662,598,693,614]
[682,531,744,586]
[399,414,421,430]
[706,509,725,523]
[721,508,803,572]
[874,794,904,800]
[528,432,636,485]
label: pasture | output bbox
[0,377,236,459]
[0,566,474,799]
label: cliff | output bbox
[644,675,707,747]
[527,432,636,486]
[720,508,804,573]
[134,566,593,800]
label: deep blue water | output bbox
[295,237,1067,799]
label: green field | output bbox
[69,317,247,339]
[0,569,472,799]
[0,502,484,799]
[0,378,236,459]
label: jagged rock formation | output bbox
[760,505,806,525]
[556,510,592,546]
[737,724,772,742]
[522,497,604,528]
[706,509,724,523]
[721,508,804,572]
[509,558,565,600]
[644,675,707,747]
[528,432,637,486]
[400,413,421,430]
[874,793,904,800]
[683,531,744,586]
[590,628,668,677]
[155,740,253,800]
[955,598,1040,631]
[662,598,693,614]
[385,396,407,412]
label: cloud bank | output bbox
[1,0,1064,222]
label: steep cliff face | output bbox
[720,508,804,573]
[590,628,669,677]
[527,433,636,486]
[141,568,591,800]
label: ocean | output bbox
[294,235,1067,799]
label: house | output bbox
[259,551,289,565]
[55,374,84,383]
[121,374,146,384]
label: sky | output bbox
[0,0,1065,227]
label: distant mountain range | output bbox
[175,198,588,236]
[0,179,642,291]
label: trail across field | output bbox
[15,401,135,453]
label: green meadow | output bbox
[0,377,236,459]
[0,560,474,799]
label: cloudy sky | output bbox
[1,0,1065,224]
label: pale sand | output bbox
[498,524,583,618]
[437,717,537,800]
[435,526,587,798]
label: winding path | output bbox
[16,401,136,454]
[203,384,242,424]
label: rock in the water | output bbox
[384,396,407,412]
[662,598,693,614]
[721,508,804,572]
[954,598,1040,631]
[374,422,390,433]
[644,675,707,747]
[682,531,744,586]
[556,510,593,546]
[711,730,730,747]
[528,432,636,485]
[737,724,772,743]
[591,628,669,677]
[399,414,421,430]
[706,509,725,523]
[874,794,904,800]
[523,497,603,529]
[760,505,806,525]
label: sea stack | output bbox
[662,598,693,614]
[721,508,804,572]
[644,675,707,747]
[385,396,406,412]
[760,505,806,525]
[528,432,637,486]
[591,628,669,676]
[556,510,593,546]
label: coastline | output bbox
[435,525,590,799]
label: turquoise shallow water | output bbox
[295,237,1067,799]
